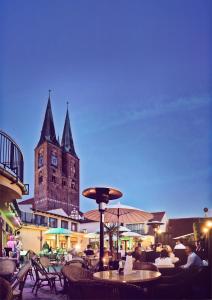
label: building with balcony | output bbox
[0,130,28,255]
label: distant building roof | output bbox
[47,208,68,217]
[150,211,166,222]
[168,217,204,238]
[18,198,34,205]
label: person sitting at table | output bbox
[119,245,125,258]
[156,243,163,252]
[42,241,50,252]
[181,244,203,270]
[155,249,174,266]
[174,239,186,249]
[65,249,73,262]
[84,244,94,256]
[163,245,178,263]
[132,246,146,262]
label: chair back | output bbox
[133,261,159,271]
[40,256,51,268]
[173,249,187,265]
[0,259,16,273]
[62,264,93,282]
[11,262,31,297]
[67,280,143,300]
[0,277,13,300]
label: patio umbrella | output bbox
[120,231,142,237]
[84,202,153,223]
[84,202,153,254]
[44,228,71,248]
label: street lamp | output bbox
[82,187,122,271]
[147,221,164,246]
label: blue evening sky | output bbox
[0,0,211,217]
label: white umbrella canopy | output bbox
[121,231,142,237]
[84,202,153,224]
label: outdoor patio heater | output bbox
[82,187,122,271]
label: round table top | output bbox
[93,270,161,283]
[82,187,122,200]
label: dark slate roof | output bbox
[18,197,34,205]
[37,97,59,147]
[150,211,166,222]
[61,109,77,157]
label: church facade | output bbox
[34,94,80,216]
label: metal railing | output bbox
[0,130,24,182]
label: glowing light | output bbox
[157,229,162,234]
[206,220,212,228]
[75,244,81,251]
[203,227,209,233]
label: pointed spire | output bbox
[37,91,59,147]
[61,103,77,157]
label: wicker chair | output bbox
[0,259,16,281]
[0,277,13,300]
[133,261,159,272]
[31,258,57,295]
[40,256,63,286]
[62,264,93,282]
[65,279,144,300]
[11,262,31,300]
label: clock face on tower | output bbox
[51,154,58,167]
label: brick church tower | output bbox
[34,94,79,216]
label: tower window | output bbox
[38,154,43,168]
[39,176,43,184]
[51,154,58,167]
[51,175,56,183]
[71,180,75,189]
[62,180,66,187]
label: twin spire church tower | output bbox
[34,94,79,216]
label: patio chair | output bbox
[62,264,93,282]
[133,261,159,272]
[11,262,31,300]
[153,267,202,299]
[0,259,17,282]
[39,256,63,286]
[0,277,13,300]
[31,258,57,295]
[62,264,94,294]
[65,279,144,300]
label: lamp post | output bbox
[82,187,122,271]
[147,221,164,247]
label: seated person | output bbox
[181,243,203,269]
[84,244,94,256]
[132,246,146,262]
[174,239,186,249]
[65,249,73,262]
[155,249,174,266]
[119,245,125,258]
[156,243,163,252]
[164,245,178,263]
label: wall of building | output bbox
[79,221,100,233]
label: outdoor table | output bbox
[93,270,161,284]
